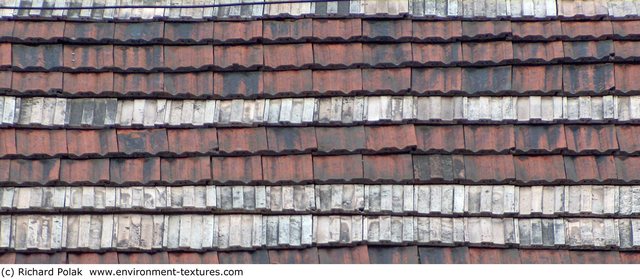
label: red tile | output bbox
[514,155,566,183]
[0,71,10,90]
[318,245,370,264]
[66,129,118,156]
[263,19,312,41]
[615,156,640,182]
[9,159,60,185]
[363,20,412,40]
[164,22,214,43]
[512,41,564,62]
[63,22,115,43]
[68,252,118,264]
[168,252,219,264]
[161,157,211,184]
[620,252,640,264]
[519,249,571,264]
[263,70,313,95]
[264,44,313,70]
[368,246,419,264]
[117,129,168,155]
[514,125,567,153]
[167,128,218,155]
[262,155,313,183]
[13,21,65,41]
[564,155,617,183]
[0,44,10,68]
[363,43,412,66]
[418,247,469,264]
[109,158,161,185]
[15,129,67,156]
[562,21,612,40]
[315,126,366,152]
[312,69,362,93]
[411,68,462,93]
[365,124,416,151]
[413,154,466,182]
[114,22,164,43]
[512,65,562,93]
[462,21,511,39]
[266,127,317,152]
[412,43,462,65]
[213,21,262,43]
[569,251,621,264]
[0,160,8,182]
[12,44,63,70]
[0,21,14,40]
[15,253,67,264]
[268,248,319,264]
[60,158,110,184]
[217,250,269,264]
[164,45,213,71]
[617,126,640,153]
[363,154,414,182]
[312,19,362,40]
[462,41,513,63]
[412,20,461,41]
[464,155,515,183]
[414,125,464,152]
[217,127,268,154]
[211,156,263,184]
[468,248,521,264]
[613,20,640,39]
[565,125,618,153]
[313,43,363,67]
[118,252,169,264]
[12,72,63,94]
[63,72,114,95]
[213,71,263,98]
[0,253,15,264]
[313,154,364,182]
[616,64,640,93]
[461,66,512,93]
[214,45,263,69]
[511,21,562,40]
[464,125,515,152]
[63,45,114,70]
[0,128,16,156]
[164,72,213,97]
[362,68,411,93]
[113,45,164,70]
[563,64,614,94]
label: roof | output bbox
[2,0,640,264]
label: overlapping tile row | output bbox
[5,64,640,97]
[5,0,640,19]
[3,19,640,44]
[3,185,640,218]
[10,95,640,128]
[2,124,640,158]
[8,153,640,185]
[1,214,640,251]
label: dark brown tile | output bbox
[512,65,562,94]
[68,252,118,264]
[63,72,114,95]
[512,41,564,63]
[13,21,65,41]
[462,21,511,39]
[462,41,513,63]
[60,158,110,184]
[214,45,263,69]
[413,154,465,182]
[315,126,366,152]
[9,159,60,185]
[615,64,640,93]
[262,155,313,183]
[164,22,214,43]
[563,64,615,94]
[562,21,613,40]
[312,69,362,93]
[362,68,411,93]
[519,249,571,264]
[0,253,15,264]
[164,72,214,97]
[168,252,219,264]
[365,124,417,151]
[114,22,164,43]
[217,127,268,154]
[464,155,515,183]
[213,21,262,43]
[419,247,469,264]
[113,45,164,71]
[0,70,10,90]
[63,45,113,70]
[266,127,317,152]
[117,129,168,155]
[461,66,512,93]
[615,156,640,182]
[363,43,412,66]
[211,156,263,184]
[313,154,364,182]
[414,125,465,152]
[218,250,269,264]
[514,155,566,184]
[411,67,462,93]
[0,44,10,69]
[514,125,567,153]
[565,125,618,153]
[413,20,462,41]
[368,246,419,264]
[0,128,16,157]
[264,44,313,70]
[263,19,312,42]
[15,253,67,264]
[363,19,412,40]
[620,252,640,264]
[118,252,169,264]
[11,72,63,94]
[617,126,640,153]
[468,248,521,264]
[318,245,370,264]
[564,155,617,183]
[63,22,115,43]
[613,20,640,39]
[12,44,63,70]
[364,154,414,182]
[109,157,161,185]
[15,129,67,156]
[268,248,319,264]
[160,157,211,184]
[569,251,621,264]
[263,70,313,95]
[564,40,613,61]
[313,19,362,40]
[512,21,562,40]
[167,128,218,155]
